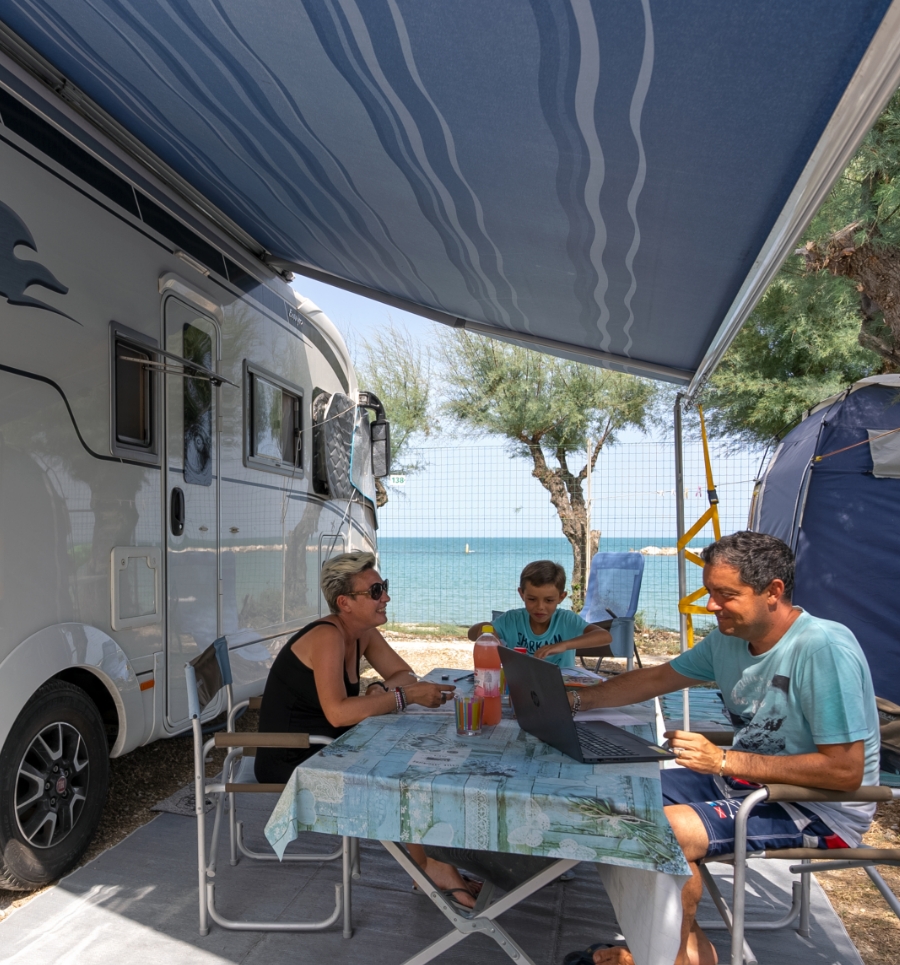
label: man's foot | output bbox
[592,945,634,965]
[678,923,717,965]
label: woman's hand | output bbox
[403,681,456,708]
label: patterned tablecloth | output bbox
[264,670,689,878]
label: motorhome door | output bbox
[164,296,220,727]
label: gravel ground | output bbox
[1,629,897,963]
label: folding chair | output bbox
[580,552,645,671]
[697,780,900,965]
[185,637,356,938]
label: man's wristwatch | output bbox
[571,691,582,716]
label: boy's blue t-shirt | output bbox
[491,607,587,668]
[670,610,880,846]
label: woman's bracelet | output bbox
[570,691,582,716]
[397,687,408,711]
[393,689,404,713]
[368,680,388,693]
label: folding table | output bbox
[265,670,690,965]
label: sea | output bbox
[377,536,715,632]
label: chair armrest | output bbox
[763,783,896,804]
[214,732,310,749]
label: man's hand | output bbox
[534,641,567,660]
[664,730,724,775]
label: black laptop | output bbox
[499,647,674,764]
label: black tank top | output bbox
[254,620,360,783]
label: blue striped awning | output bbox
[3,1,899,388]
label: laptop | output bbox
[498,647,674,764]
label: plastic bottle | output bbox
[473,624,503,726]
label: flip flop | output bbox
[411,882,476,912]
[562,943,621,965]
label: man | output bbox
[567,532,880,965]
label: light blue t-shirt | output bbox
[491,607,588,668]
[670,610,880,845]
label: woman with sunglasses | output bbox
[254,552,477,906]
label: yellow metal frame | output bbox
[676,406,721,648]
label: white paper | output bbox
[576,708,654,727]
[406,747,471,769]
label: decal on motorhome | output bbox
[0,199,77,323]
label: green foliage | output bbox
[807,88,900,248]
[353,322,435,474]
[702,270,880,445]
[438,331,655,452]
[701,91,900,445]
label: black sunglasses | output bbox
[346,579,389,601]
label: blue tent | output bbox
[751,375,900,705]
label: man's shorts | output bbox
[661,769,850,858]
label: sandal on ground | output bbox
[411,882,476,912]
[563,943,623,965]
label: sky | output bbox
[290,275,766,541]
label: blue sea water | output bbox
[377,536,714,631]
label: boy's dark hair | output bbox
[520,560,567,593]
[700,531,795,599]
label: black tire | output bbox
[0,679,109,890]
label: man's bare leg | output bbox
[665,805,718,965]
[591,806,716,965]
[406,843,479,908]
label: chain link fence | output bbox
[376,440,765,631]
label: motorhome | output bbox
[0,53,387,889]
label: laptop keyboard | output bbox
[575,725,637,758]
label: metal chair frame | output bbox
[696,782,900,965]
[186,647,357,938]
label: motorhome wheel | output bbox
[0,680,109,890]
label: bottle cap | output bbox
[482,624,494,634]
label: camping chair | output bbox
[186,637,356,938]
[694,728,900,964]
[579,552,645,672]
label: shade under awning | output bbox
[4,1,900,390]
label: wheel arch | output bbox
[0,624,144,760]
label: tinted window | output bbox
[251,374,300,468]
[115,341,151,448]
[183,324,213,486]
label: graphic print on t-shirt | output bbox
[730,673,791,755]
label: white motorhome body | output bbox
[0,53,380,887]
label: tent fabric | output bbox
[0,1,894,381]
[753,379,900,705]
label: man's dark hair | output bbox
[520,560,567,593]
[700,531,795,599]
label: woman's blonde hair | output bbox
[320,551,377,613]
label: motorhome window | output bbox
[183,324,213,486]
[250,374,301,469]
[114,341,152,448]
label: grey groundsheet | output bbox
[0,791,863,965]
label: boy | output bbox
[468,560,612,668]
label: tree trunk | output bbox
[523,441,602,612]
[802,229,900,370]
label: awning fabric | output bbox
[2,1,897,385]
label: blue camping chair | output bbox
[580,552,645,671]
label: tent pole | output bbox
[674,393,690,731]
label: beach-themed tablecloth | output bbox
[264,683,688,876]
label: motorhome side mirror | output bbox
[370,419,391,478]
